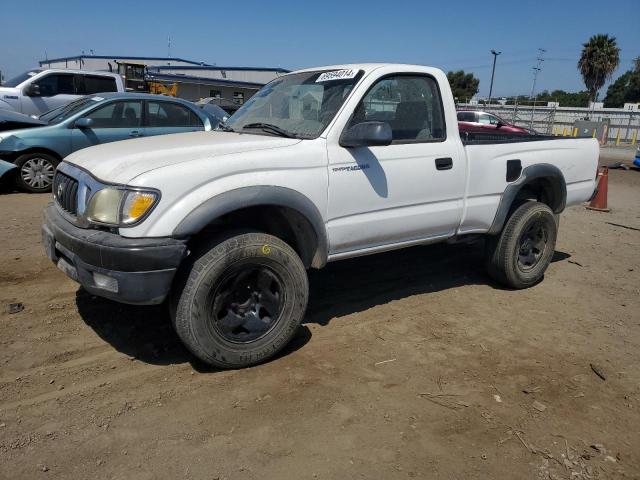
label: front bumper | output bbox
[42,203,188,305]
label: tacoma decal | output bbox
[332,164,370,172]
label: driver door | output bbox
[71,100,144,152]
[21,73,79,116]
[326,74,466,255]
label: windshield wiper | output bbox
[218,123,235,132]
[242,122,297,138]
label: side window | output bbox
[457,111,476,122]
[84,101,142,128]
[233,92,245,105]
[147,102,203,128]
[83,75,118,94]
[35,74,75,96]
[349,75,445,142]
[478,114,499,125]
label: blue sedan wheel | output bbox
[15,152,59,193]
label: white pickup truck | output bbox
[0,68,124,116]
[42,64,599,368]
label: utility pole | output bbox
[529,48,546,129]
[488,49,501,106]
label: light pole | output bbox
[488,49,501,105]
[529,48,546,128]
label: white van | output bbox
[0,69,125,116]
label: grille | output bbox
[53,172,79,215]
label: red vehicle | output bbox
[457,110,536,135]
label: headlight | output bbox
[85,188,158,226]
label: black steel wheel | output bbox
[516,217,549,272]
[485,201,557,289]
[171,231,308,369]
[208,264,284,343]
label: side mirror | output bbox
[25,84,41,97]
[340,121,392,148]
[496,121,505,128]
[74,117,94,129]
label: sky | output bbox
[0,0,638,98]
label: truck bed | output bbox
[460,131,573,145]
[457,135,599,235]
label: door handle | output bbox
[129,131,143,137]
[435,157,453,170]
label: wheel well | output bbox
[10,148,62,163]
[513,177,563,212]
[188,205,321,269]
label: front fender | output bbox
[0,159,17,180]
[173,185,328,266]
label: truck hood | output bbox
[63,131,301,184]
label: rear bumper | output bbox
[42,203,187,305]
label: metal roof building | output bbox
[38,55,289,107]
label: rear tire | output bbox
[14,152,59,193]
[485,201,557,289]
[171,231,309,369]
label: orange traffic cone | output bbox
[586,167,610,212]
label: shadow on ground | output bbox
[77,240,571,368]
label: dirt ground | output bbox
[1,164,639,480]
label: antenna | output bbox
[168,35,172,58]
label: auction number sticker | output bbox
[316,69,359,82]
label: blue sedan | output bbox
[0,93,226,192]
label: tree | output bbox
[535,90,590,107]
[505,90,590,107]
[447,70,479,101]
[578,34,620,103]
[603,57,640,107]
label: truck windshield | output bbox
[3,69,43,88]
[225,69,363,139]
[39,97,99,124]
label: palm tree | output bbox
[578,34,620,103]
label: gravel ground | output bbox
[1,166,639,479]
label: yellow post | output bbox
[632,130,638,146]
[563,127,568,136]
[573,127,578,137]
[592,129,597,138]
[615,129,621,146]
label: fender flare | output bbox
[173,186,328,267]
[488,163,567,235]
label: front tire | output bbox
[485,201,557,289]
[14,152,59,193]
[171,232,309,369]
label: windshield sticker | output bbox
[316,69,358,82]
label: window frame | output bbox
[341,72,448,145]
